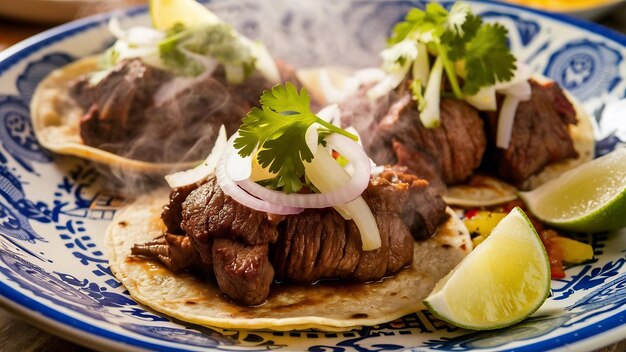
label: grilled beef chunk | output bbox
[71,59,303,163]
[272,206,415,283]
[212,239,274,306]
[180,177,284,246]
[485,80,578,184]
[162,183,205,235]
[134,168,446,305]
[372,167,448,239]
[74,59,172,149]
[361,90,487,191]
[131,234,202,273]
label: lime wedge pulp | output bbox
[150,0,220,30]
[519,148,626,233]
[424,207,550,330]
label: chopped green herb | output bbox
[158,22,256,82]
[386,2,516,98]
[234,82,358,193]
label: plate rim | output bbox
[0,0,624,351]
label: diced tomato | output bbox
[465,209,479,219]
[539,229,566,279]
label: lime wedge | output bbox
[150,0,220,30]
[424,207,550,330]
[519,148,626,233]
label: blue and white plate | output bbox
[0,0,625,351]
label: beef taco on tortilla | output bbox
[30,9,305,173]
[104,77,472,330]
[106,179,470,331]
[298,4,595,208]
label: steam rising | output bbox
[70,0,411,195]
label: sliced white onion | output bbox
[316,104,340,124]
[420,56,444,128]
[226,151,252,182]
[367,59,412,101]
[371,165,385,177]
[216,140,303,215]
[234,133,371,208]
[108,17,164,52]
[319,69,346,104]
[339,197,381,251]
[495,62,532,90]
[412,42,430,84]
[499,81,531,101]
[465,85,497,111]
[165,125,228,188]
[495,62,532,102]
[355,68,386,84]
[304,125,320,156]
[304,144,381,250]
[496,95,520,149]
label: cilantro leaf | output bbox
[159,22,255,80]
[387,4,447,45]
[462,23,516,95]
[441,13,482,61]
[234,82,357,193]
[385,1,517,101]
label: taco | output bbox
[106,187,470,331]
[297,12,595,209]
[30,12,303,173]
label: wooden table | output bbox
[1,4,626,352]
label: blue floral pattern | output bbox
[0,0,624,351]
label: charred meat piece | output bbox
[143,76,250,162]
[131,234,203,273]
[73,59,172,149]
[212,239,274,306]
[272,207,414,283]
[181,176,285,246]
[72,59,251,162]
[485,80,578,184]
[369,167,448,240]
[71,59,307,163]
[365,91,487,190]
[162,182,205,235]
[271,167,446,283]
[137,169,447,305]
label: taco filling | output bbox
[107,81,471,330]
[31,10,309,167]
[132,166,447,306]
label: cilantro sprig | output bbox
[159,22,255,82]
[387,2,516,98]
[234,82,358,193]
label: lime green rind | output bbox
[519,148,626,233]
[422,208,551,331]
[520,186,626,233]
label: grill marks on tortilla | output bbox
[132,168,447,306]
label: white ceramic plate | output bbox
[0,0,625,351]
